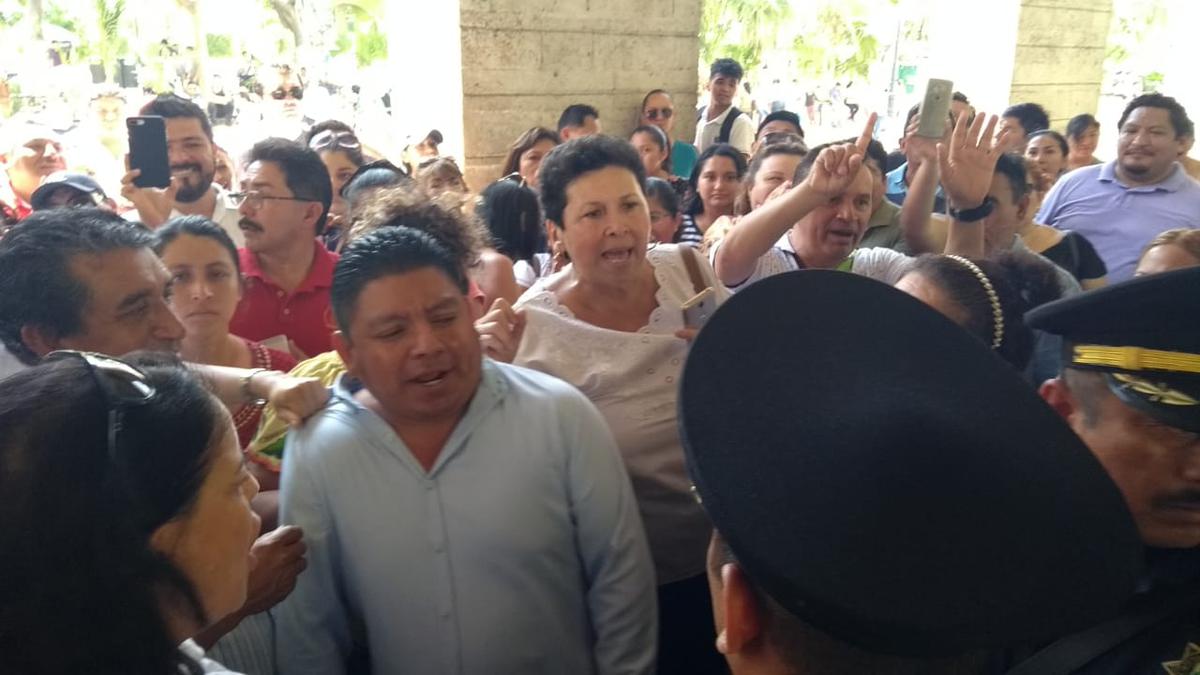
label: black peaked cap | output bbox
[680,270,1142,657]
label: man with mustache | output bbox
[1036,93,1200,282]
[121,94,245,246]
[996,267,1200,674]
[228,138,335,358]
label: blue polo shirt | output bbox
[1037,161,1200,282]
[885,162,946,213]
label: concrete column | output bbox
[458,0,702,188]
[1010,0,1113,128]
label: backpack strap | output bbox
[717,107,742,145]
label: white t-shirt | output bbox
[125,184,244,247]
[695,105,755,156]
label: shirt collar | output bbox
[704,105,733,127]
[885,163,908,192]
[866,198,900,228]
[240,239,336,292]
[1098,159,1188,192]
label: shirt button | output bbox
[647,368,656,375]
[276,290,284,298]
[283,308,290,315]
[666,376,675,384]
[670,358,680,365]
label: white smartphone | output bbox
[261,334,291,353]
[917,78,954,138]
[682,288,717,329]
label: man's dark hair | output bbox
[477,180,544,266]
[331,226,467,335]
[1066,113,1100,141]
[152,215,241,276]
[952,91,970,105]
[993,152,1030,204]
[245,138,333,235]
[0,209,153,365]
[862,138,888,177]
[905,103,922,129]
[139,93,213,142]
[710,58,744,82]
[1002,102,1051,136]
[758,110,804,139]
[1062,368,1108,428]
[709,533,988,675]
[539,135,647,228]
[557,104,600,133]
[1118,93,1193,139]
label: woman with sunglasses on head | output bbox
[0,353,266,674]
[640,89,698,179]
[305,120,365,250]
[154,216,298,451]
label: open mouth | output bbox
[601,248,634,263]
[412,369,450,387]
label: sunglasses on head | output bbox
[645,107,674,121]
[309,129,361,152]
[43,351,156,462]
[272,86,304,100]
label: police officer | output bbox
[1005,265,1200,674]
[679,270,1143,675]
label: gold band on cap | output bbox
[1072,345,1200,375]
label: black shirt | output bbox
[1040,231,1108,283]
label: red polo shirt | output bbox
[230,240,339,358]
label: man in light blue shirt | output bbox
[274,226,657,675]
[1037,93,1200,282]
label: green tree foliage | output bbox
[792,3,881,81]
[206,33,232,58]
[699,0,790,72]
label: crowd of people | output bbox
[0,52,1198,675]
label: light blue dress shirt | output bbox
[274,360,657,675]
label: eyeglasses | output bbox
[43,351,155,462]
[644,107,674,121]
[309,129,360,152]
[271,86,304,100]
[229,191,316,209]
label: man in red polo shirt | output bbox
[230,138,336,358]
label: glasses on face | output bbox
[43,351,156,462]
[309,129,361,152]
[271,86,304,101]
[644,107,674,121]
[51,190,105,209]
[229,190,315,209]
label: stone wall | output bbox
[1010,0,1113,128]
[458,0,702,189]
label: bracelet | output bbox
[948,197,996,223]
[241,368,269,405]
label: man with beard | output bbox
[121,94,245,246]
[1037,93,1200,282]
[229,138,335,358]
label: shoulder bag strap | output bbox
[679,245,709,295]
[718,107,742,145]
[1005,579,1200,675]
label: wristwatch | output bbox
[948,197,996,222]
[241,367,269,406]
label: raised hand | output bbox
[903,113,951,167]
[475,298,526,364]
[936,111,1016,209]
[802,112,877,199]
[120,166,179,228]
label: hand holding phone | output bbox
[127,116,171,189]
[916,78,954,139]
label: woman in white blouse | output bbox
[483,135,730,674]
